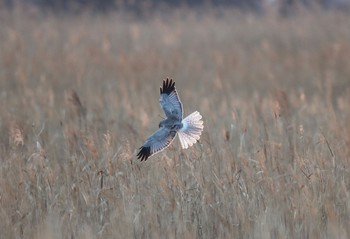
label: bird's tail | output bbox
[178,111,204,149]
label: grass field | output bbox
[0,6,350,238]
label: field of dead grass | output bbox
[0,7,350,239]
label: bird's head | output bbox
[159,119,166,128]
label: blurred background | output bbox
[2,0,350,14]
[1,0,350,238]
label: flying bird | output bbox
[137,79,204,161]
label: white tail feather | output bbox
[178,111,204,149]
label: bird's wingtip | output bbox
[137,146,151,161]
[161,78,175,95]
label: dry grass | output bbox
[0,6,350,239]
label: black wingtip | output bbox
[160,78,175,95]
[137,146,151,161]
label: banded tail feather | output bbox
[178,111,204,149]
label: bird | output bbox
[137,78,204,161]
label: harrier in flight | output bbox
[137,79,204,161]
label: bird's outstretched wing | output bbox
[159,78,183,120]
[137,127,177,161]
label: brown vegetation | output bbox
[0,7,350,239]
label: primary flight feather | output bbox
[137,78,204,161]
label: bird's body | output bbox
[137,79,204,161]
[159,118,182,129]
